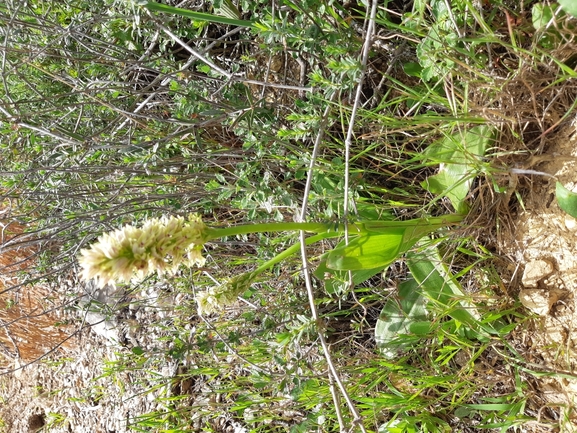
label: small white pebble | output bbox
[564,215,577,231]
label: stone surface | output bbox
[519,288,565,316]
[521,259,555,287]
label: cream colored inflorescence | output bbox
[79,214,207,288]
[195,271,257,315]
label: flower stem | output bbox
[205,221,346,240]
[204,214,464,241]
[252,232,332,275]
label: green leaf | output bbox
[556,181,577,218]
[406,242,495,337]
[327,218,460,272]
[315,247,384,295]
[327,230,405,271]
[212,0,241,19]
[131,346,145,356]
[422,125,492,214]
[403,62,423,77]
[559,0,577,17]
[532,3,556,30]
[532,3,565,48]
[143,1,256,28]
[375,279,429,358]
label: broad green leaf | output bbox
[559,0,577,17]
[406,242,495,337]
[532,3,556,30]
[399,221,452,253]
[422,125,493,214]
[315,247,384,295]
[532,3,565,48]
[327,218,460,272]
[556,182,577,218]
[375,279,429,358]
[327,230,405,271]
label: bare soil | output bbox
[502,122,577,431]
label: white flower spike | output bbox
[79,214,207,287]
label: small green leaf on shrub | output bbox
[556,181,577,218]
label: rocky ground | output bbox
[0,278,203,433]
[501,123,577,430]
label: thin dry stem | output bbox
[297,83,367,433]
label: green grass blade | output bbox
[143,2,256,28]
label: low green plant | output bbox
[79,212,463,313]
[45,412,67,429]
[3,0,575,430]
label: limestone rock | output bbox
[519,288,564,316]
[521,259,554,287]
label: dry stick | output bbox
[298,94,366,432]
[297,97,343,431]
[341,0,379,323]
[343,0,377,244]
[338,0,379,429]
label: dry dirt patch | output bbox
[503,121,577,428]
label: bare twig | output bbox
[343,0,378,237]
[297,88,367,431]
[298,0,379,429]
